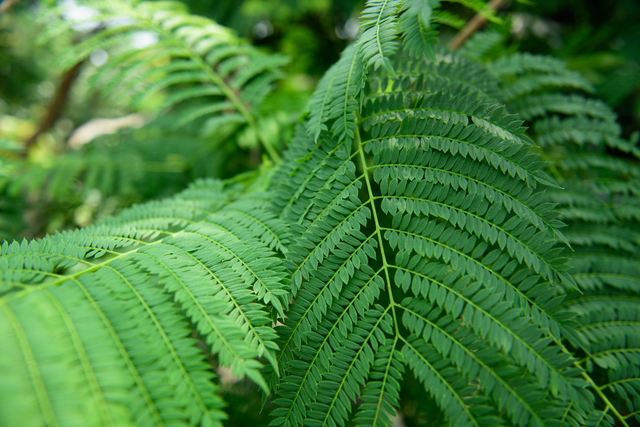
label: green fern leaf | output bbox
[490,47,640,427]
[42,0,285,161]
[270,49,592,427]
[0,179,290,426]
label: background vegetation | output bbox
[1,0,637,241]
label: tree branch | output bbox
[0,0,21,13]
[23,62,83,155]
[447,0,509,50]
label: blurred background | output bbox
[1,0,638,243]
[0,0,638,425]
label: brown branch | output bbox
[0,0,21,13]
[447,0,509,51]
[23,62,83,155]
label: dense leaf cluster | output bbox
[1,1,639,427]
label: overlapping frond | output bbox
[366,48,504,102]
[305,0,406,143]
[489,45,640,427]
[459,30,506,61]
[360,0,402,73]
[432,10,466,29]
[486,53,595,101]
[270,47,594,427]
[305,0,501,145]
[509,94,617,122]
[306,43,366,143]
[398,0,439,59]
[0,178,290,426]
[40,0,285,160]
[51,0,285,121]
[10,128,224,202]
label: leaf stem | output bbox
[355,127,399,336]
[580,369,630,427]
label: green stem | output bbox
[580,369,630,427]
[355,127,399,336]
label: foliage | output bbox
[1,1,639,427]
[0,0,299,239]
[510,0,640,133]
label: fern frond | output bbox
[397,0,439,60]
[11,129,220,202]
[534,116,622,148]
[303,305,394,427]
[501,74,595,101]
[270,265,385,427]
[563,294,640,426]
[324,45,366,144]
[431,10,466,29]
[490,46,640,427]
[400,297,571,426]
[43,0,285,161]
[360,0,402,73]
[306,0,449,143]
[486,53,595,101]
[367,48,504,102]
[7,2,640,426]
[271,49,592,427]
[308,43,366,143]
[0,287,140,427]
[362,90,535,146]
[460,30,507,61]
[599,366,640,425]
[353,340,404,427]
[0,178,290,426]
[487,53,594,80]
[402,334,506,427]
[585,410,616,427]
[509,94,617,122]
